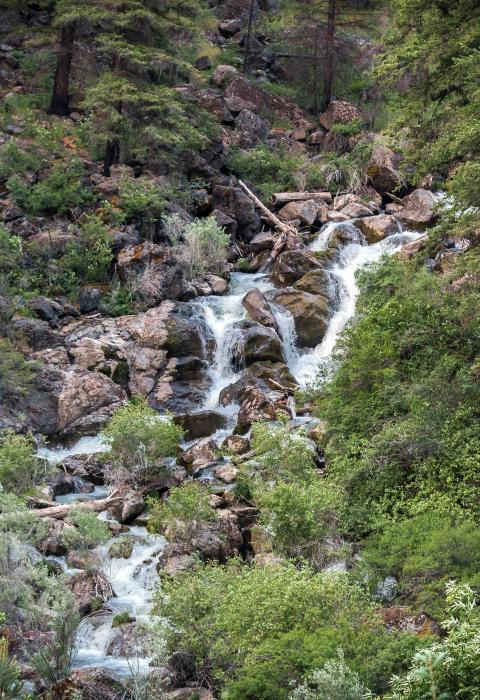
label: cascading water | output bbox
[288,225,423,386]
[38,216,423,681]
[196,272,274,411]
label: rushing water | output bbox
[41,217,422,678]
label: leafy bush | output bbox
[148,482,216,539]
[102,398,184,485]
[0,139,43,182]
[359,514,480,617]
[0,339,37,400]
[61,214,113,285]
[0,636,22,699]
[309,252,480,533]
[290,650,367,700]
[230,144,303,200]
[0,431,48,496]
[246,421,317,483]
[61,509,110,551]
[387,583,480,700]
[118,174,166,227]
[330,118,364,137]
[7,159,95,216]
[154,560,420,698]
[306,142,372,193]
[169,215,229,278]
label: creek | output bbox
[40,218,422,678]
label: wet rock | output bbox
[271,249,320,286]
[294,269,330,296]
[222,434,250,454]
[236,385,279,431]
[157,544,196,576]
[250,230,275,253]
[326,222,365,252]
[270,289,329,347]
[356,214,399,243]
[396,236,427,261]
[242,289,278,329]
[396,188,437,229]
[179,438,219,472]
[108,537,134,559]
[46,470,78,497]
[106,622,148,657]
[175,410,228,440]
[60,454,106,485]
[67,570,114,616]
[233,320,284,366]
[214,463,238,483]
[67,550,100,570]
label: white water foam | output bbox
[289,225,423,386]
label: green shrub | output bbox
[61,214,113,285]
[61,509,110,551]
[0,636,22,699]
[169,215,229,278]
[0,140,43,182]
[255,479,341,567]
[448,160,480,210]
[230,144,303,200]
[154,560,421,698]
[359,514,480,617]
[387,583,480,700]
[7,159,94,217]
[0,339,37,400]
[118,175,166,226]
[290,650,367,700]
[101,282,136,317]
[102,398,184,484]
[330,118,364,137]
[148,482,216,539]
[246,421,317,483]
[0,431,48,496]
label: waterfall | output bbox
[271,303,299,368]
[289,227,424,386]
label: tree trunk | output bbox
[103,138,121,177]
[48,22,76,117]
[322,0,336,111]
[243,0,255,75]
[313,24,319,113]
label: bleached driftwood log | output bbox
[272,191,332,206]
[4,491,123,521]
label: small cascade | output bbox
[197,272,274,410]
[289,227,424,386]
[271,303,299,368]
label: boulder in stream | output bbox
[232,320,284,367]
[270,288,329,347]
[271,249,320,286]
[242,289,278,330]
[356,214,399,243]
[175,410,228,439]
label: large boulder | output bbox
[271,249,320,286]
[67,570,114,616]
[319,100,362,131]
[396,189,437,229]
[242,289,278,329]
[232,320,284,366]
[356,214,400,243]
[367,143,404,194]
[270,289,329,347]
[233,109,269,147]
[225,75,306,125]
[175,410,228,440]
[212,176,261,241]
[278,199,322,226]
[294,269,331,296]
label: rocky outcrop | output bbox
[242,289,278,329]
[396,189,437,229]
[319,100,362,131]
[269,289,329,347]
[356,214,399,243]
[67,570,114,616]
[232,320,284,366]
[271,249,320,286]
[175,410,228,440]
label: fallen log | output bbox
[272,191,332,206]
[3,491,123,521]
[238,180,297,270]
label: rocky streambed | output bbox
[29,210,424,697]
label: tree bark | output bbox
[48,22,76,116]
[313,24,320,114]
[103,138,121,177]
[243,0,256,75]
[322,0,336,111]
